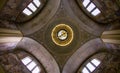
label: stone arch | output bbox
[62,0,107,36]
[16,37,60,73]
[18,0,61,35]
[62,38,106,73]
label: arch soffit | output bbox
[62,38,106,73]
[62,0,107,36]
[19,0,61,35]
[16,37,60,73]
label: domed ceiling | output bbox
[0,0,120,73]
[20,0,106,69]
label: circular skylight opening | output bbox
[51,24,74,46]
[57,29,68,40]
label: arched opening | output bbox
[77,53,106,73]
[16,51,46,73]
[16,0,47,22]
[76,0,120,23]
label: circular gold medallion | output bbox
[51,24,74,46]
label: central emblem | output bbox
[51,24,74,46]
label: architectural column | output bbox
[101,30,120,44]
[0,28,23,44]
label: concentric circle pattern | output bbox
[51,24,74,46]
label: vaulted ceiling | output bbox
[0,0,120,73]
